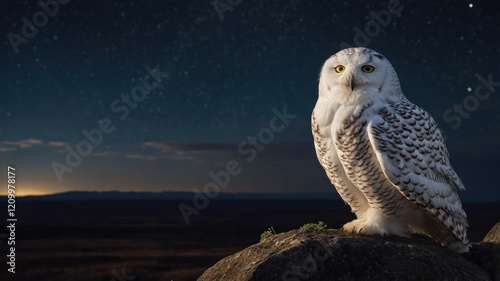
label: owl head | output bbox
[318,47,403,105]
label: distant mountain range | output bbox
[0,191,342,201]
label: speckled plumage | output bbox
[312,47,469,253]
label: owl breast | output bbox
[332,103,410,216]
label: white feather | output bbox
[312,47,470,253]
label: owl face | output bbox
[318,48,401,105]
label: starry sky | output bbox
[0,0,499,200]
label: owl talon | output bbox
[342,219,365,235]
[342,218,391,236]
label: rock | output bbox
[464,242,500,281]
[483,223,500,243]
[198,228,499,281]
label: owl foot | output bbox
[342,219,390,236]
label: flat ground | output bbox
[0,200,497,281]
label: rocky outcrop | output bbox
[198,227,500,281]
[484,223,500,243]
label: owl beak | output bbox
[343,72,358,91]
[350,77,356,91]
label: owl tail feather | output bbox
[422,214,470,253]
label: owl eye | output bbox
[334,65,345,73]
[361,65,375,73]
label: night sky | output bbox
[0,0,499,200]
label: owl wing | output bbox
[312,112,370,217]
[366,98,469,243]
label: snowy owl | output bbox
[311,47,470,253]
